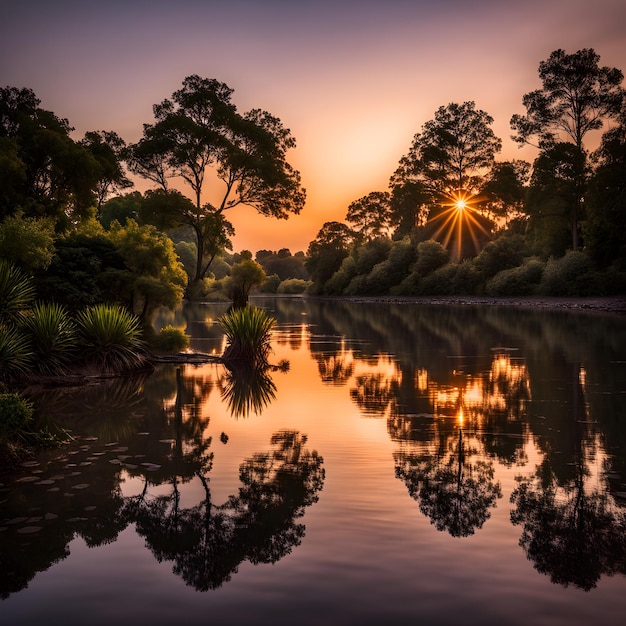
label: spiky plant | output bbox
[20,302,78,375]
[219,306,276,365]
[0,324,34,382]
[76,304,145,373]
[0,260,36,326]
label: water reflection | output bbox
[1,360,324,598]
[3,297,626,612]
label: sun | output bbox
[455,198,467,211]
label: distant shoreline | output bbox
[299,294,626,316]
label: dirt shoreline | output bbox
[307,294,626,316]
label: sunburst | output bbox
[427,190,491,261]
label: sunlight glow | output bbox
[428,189,491,261]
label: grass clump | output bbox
[219,306,275,365]
[76,303,145,373]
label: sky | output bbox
[2,0,626,254]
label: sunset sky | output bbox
[2,0,625,254]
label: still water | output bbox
[2,297,626,625]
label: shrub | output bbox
[153,325,190,353]
[0,393,33,438]
[486,259,545,296]
[20,302,78,374]
[414,240,449,277]
[277,279,311,294]
[76,304,145,373]
[473,234,528,280]
[260,274,281,293]
[219,306,276,365]
[538,251,596,296]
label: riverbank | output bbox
[304,295,626,316]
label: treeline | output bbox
[305,49,626,297]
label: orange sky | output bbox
[2,0,626,253]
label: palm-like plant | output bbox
[0,260,36,326]
[219,306,276,365]
[76,303,145,373]
[0,324,34,384]
[20,302,78,375]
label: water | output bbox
[2,297,626,625]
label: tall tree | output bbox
[510,48,624,151]
[345,191,392,242]
[305,221,356,291]
[391,101,502,208]
[0,86,99,227]
[81,130,132,214]
[584,106,626,269]
[510,49,624,251]
[128,75,305,285]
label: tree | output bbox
[0,211,56,271]
[510,49,624,151]
[0,86,100,227]
[128,75,305,285]
[107,219,188,321]
[345,191,393,242]
[480,160,531,227]
[392,101,502,208]
[510,49,625,251]
[584,107,626,269]
[226,259,266,308]
[305,221,356,291]
[81,130,132,214]
[526,143,587,256]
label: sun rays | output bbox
[427,190,492,261]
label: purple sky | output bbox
[2,0,625,253]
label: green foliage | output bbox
[472,234,528,280]
[0,259,36,325]
[153,325,190,353]
[324,256,356,295]
[538,251,596,296]
[20,302,78,375]
[0,324,33,382]
[0,211,56,271]
[0,393,33,438]
[108,219,187,319]
[219,306,276,365]
[226,259,266,308]
[414,240,449,276]
[259,274,281,293]
[76,304,145,373]
[485,259,545,296]
[277,279,311,294]
[33,233,128,310]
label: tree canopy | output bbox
[128,75,305,284]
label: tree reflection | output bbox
[510,433,626,590]
[130,430,325,590]
[395,418,502,537]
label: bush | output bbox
[0,260,36,325]
[277,279,311,294]
[486,259,545,296]
[473,234,528,280]
[0,392,33,437]
[153,325,190,353]
[538,251,596,296]
[259,274,281,293]
[414,240,449,276]
[76,304,145,373]
[20,302,78,375]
